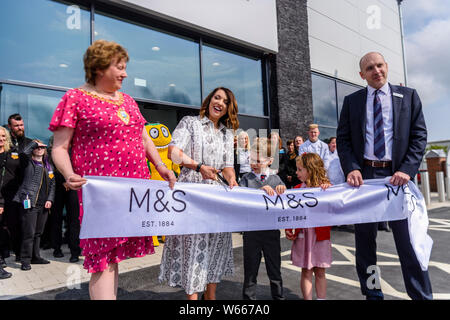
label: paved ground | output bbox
[1,197,449,300]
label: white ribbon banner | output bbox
[81,176,433,270]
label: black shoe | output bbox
[53,249,64,258]
[21,263,31,271]
[30,257,50,264]
[0,266,12,279]
[0,267,12,279]
[69,255,79,263]
[0,258,6,268]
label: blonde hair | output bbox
[308,124,319,130]
[0,126,12,152]
[83,40,129,85]
[296,153,329,187]
[237,131,250,150]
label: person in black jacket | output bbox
[7,114,33,153]
[0,126,20,279]
[280,140,301,189]
[13,140,55,271]
[43,136,81,262]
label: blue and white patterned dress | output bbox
[158,115,235,295]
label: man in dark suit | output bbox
[336,52,432,300]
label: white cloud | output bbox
[402,0,450,31]
[402,2,450,140]
[406,18,450,105]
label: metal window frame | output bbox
[311,71,363,126]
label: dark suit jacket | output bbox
[336,83,427,179]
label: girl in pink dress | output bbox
[49,40,176,299]
[285,153,332,300]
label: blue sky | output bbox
[401,0,450,142]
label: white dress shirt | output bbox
[252,168,271,181]
[327,150,345,185]
[298,139,330,169]
[238,148,251,173]
[364,82,393,161]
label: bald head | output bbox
[359,52,386,71]
[359,52,389,89]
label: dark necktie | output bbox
[260,174,266,182]
[373,89,386,159]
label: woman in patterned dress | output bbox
[159,87,239,300]
[49,40,176,300]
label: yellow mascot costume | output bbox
[144,123,180,246]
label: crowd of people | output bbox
[233,124,345,189]
[0,40,432,301]
[0,115,82,280]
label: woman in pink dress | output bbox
[49,40,176,300]
[285,153,332,300]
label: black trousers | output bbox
[43,181,81,256]
[4,200,22,257]
[242,230,284,300]
[0,213,9,259]
[63,189,81,256]
[20,204,48,264]
[355,166,433,300]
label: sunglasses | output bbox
[36,146,46,150]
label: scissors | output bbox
[215,171,230,191]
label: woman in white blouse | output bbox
[234,131,251,182]
[159,87,239,300]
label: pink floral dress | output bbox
[49,88,154,273]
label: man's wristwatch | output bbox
[195,162,203,172]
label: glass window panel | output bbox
[203,45,264,116]
[0,0,90,88]
[237,115,269,131]
[337,81,362,119]
[311,73,337,127]
[95,13,201,106]
[317,126,337,142]
[0,84,65,144]
[138,104,179,133]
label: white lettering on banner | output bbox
[80,176,433,270]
